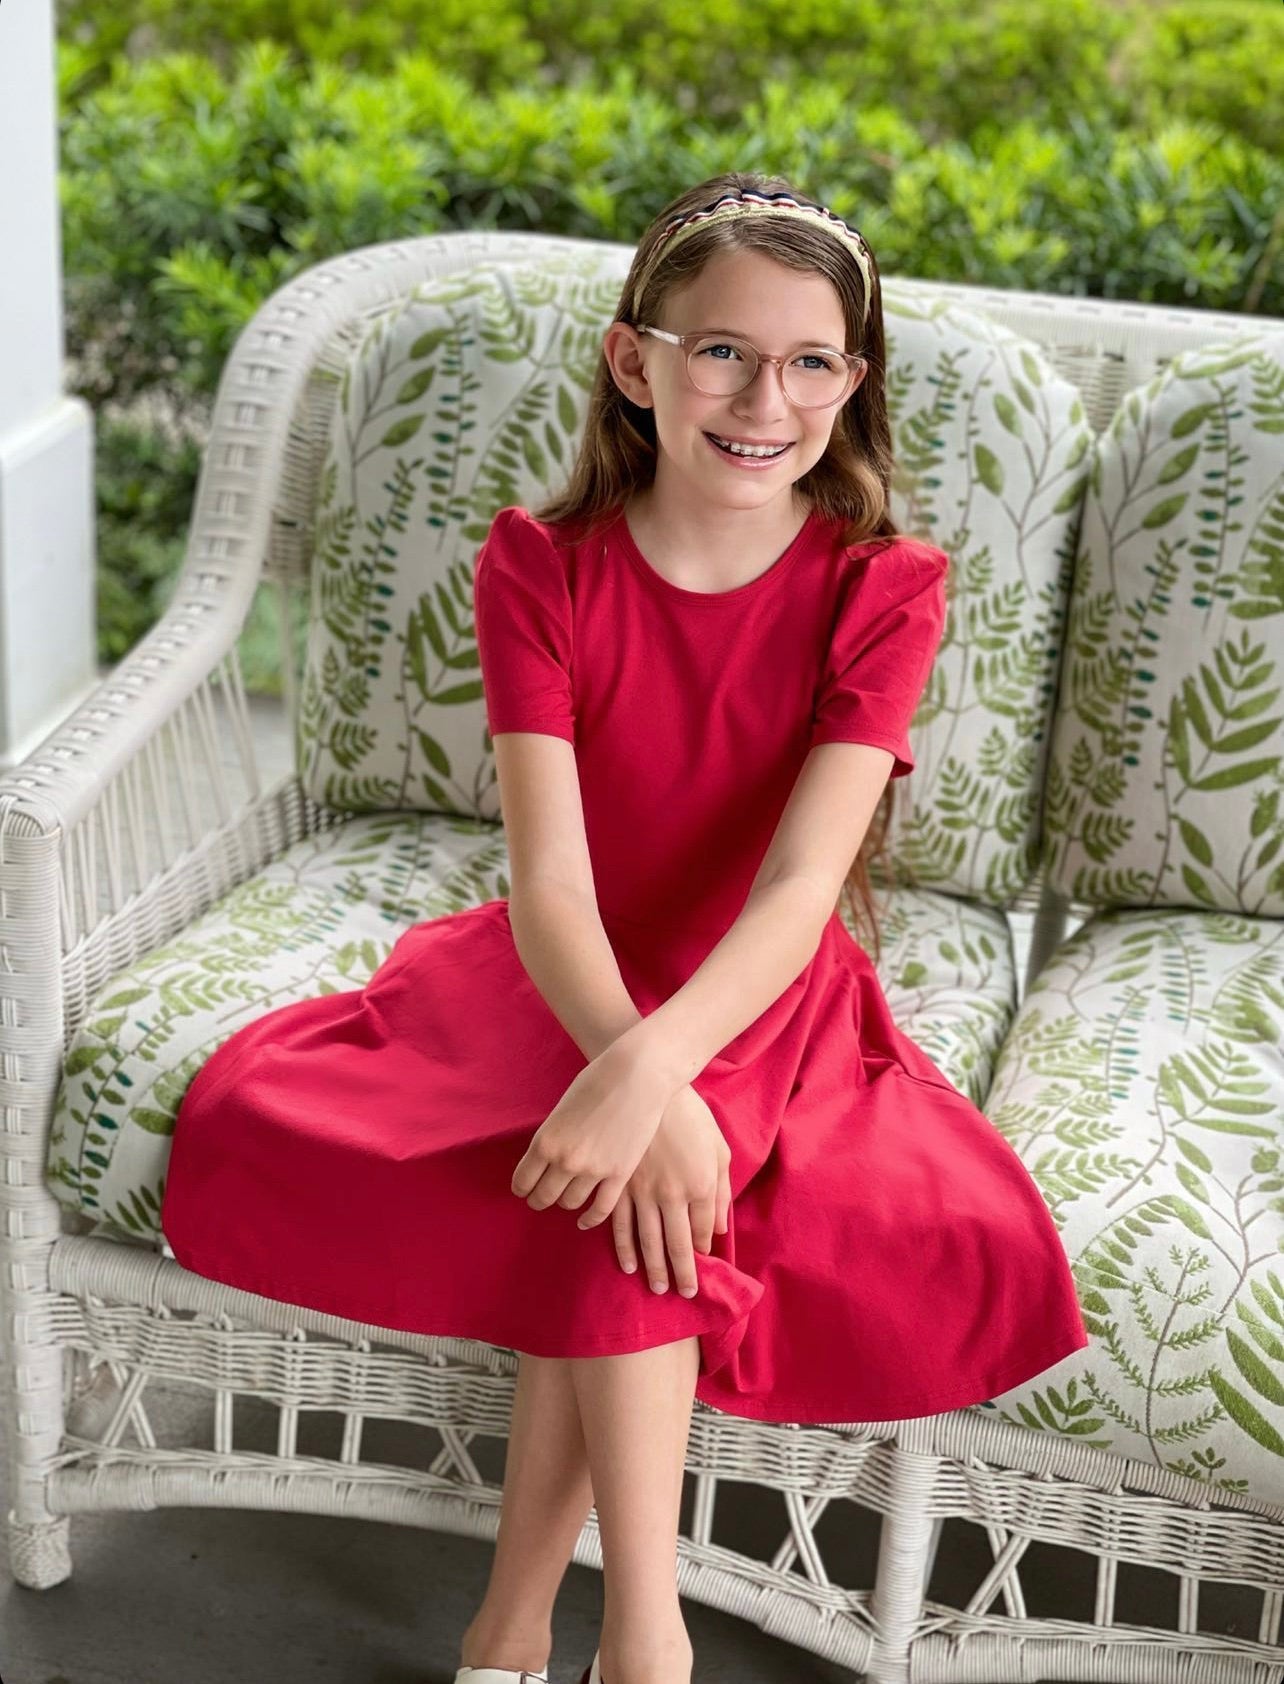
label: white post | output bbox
[0,0,97,770]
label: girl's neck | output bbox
[623,487,812,594]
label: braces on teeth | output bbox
[710,434,789,457]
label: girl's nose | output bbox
[735,359,791,418]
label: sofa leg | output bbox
[0,1161,79,1589]
[4,1318,74,1588]
[7,1512,71,1588]
[868,1441,945,1683]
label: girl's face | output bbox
[607,246,866,518]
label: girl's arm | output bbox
[508,877,647,1061]
[612,740,897,1097]
[495,731,647,1062]
[499,732,734,1256]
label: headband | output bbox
[632,189,875,326]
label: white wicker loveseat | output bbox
[3,227,1284,1684]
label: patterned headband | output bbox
[632,189,875,327]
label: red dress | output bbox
[161,503,1088,1424]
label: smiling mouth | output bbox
[704,432,795,459]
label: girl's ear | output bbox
[602,322,655,410]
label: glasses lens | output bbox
[686,335,853,406]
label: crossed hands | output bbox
[510,1044,732,1299]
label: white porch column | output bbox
[0,0,96,770]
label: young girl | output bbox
[161,171,1089,1684]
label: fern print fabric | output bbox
[973,330,1284,1492]
[1044,330,1284,916]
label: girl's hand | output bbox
[589,1086,731,1299]
[511,1043,669,1217]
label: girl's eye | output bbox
[696,343,841,371]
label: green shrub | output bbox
[56,0,1284,155]
[62,41,1284,421]
[58,14,1283,685]
[92,413,199,663]
[1121,1,1282,157]
[57,0,540,94]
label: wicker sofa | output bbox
[3,227,1284,1684]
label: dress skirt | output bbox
[160,897,1089,1425]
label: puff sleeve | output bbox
[473,506,576,743]
[809,539,949,778]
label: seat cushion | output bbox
[863,886,1018,1110]
[46,816,1014,1242]
[47,811,506,1237]
[976,904,1284,1505]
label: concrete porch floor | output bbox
[3,681,1260,1684]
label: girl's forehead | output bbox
[667,252,846,328]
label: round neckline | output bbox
[610,504,820,605]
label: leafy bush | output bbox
[93,414,200,664]
[56,6,1283,681]
[62,42,1284,419]
[55,0,1283,156]
[1115,1,1282,157]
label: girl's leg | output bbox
[569,1336,701,1684]
[460,1352,597,1673]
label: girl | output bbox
[162,171,1089,1684]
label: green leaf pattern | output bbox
[295,252,636,820]
[1044,331,1284,914]
[881,295,1092,906]
[984,904,1284,1495]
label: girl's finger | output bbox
[635,1199,669,1294]
[523,1165,576,1212]
[716,1165,732,1235]
[576,1174,624,1229]
[610,1188,637,1272]
[510,1146,543,1198]
[689,1191,716,1255]
[660,1200,699,1298]
[557,1172,601,1211]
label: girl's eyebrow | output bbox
[689,328,847,355]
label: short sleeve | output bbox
[809,539,949,777]
[473,506,576,744]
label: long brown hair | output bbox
[531,168,915,966]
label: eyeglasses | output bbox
[636,325,865,409]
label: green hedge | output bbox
[56,13,1284,682]
[57,0,1282,155]
[63,44,1284,415]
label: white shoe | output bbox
[454,1667,549,1683]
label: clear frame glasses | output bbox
[636,325,865,409]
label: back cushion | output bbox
[1042,328,1284,916]
[877,296,1090,902]
[296,250,1091,908]
[296,248,635,821]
